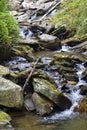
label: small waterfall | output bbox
[44,63,85,122]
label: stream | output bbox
[4,46,87,130]
[2,0,87,129]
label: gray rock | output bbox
[0,77,23,108]
[32,93,53,115]
[38,34,61,50]
[24,95,35,111]
[33,78,72,110]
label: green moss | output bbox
[0,12,19,44]
[51,0,87,40]
[0,111,11,124]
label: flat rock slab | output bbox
[0,77,23,108]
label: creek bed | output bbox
[3,46,87,130]
[11,111,87,130]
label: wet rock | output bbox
[0,111,11,125]
[17,38,39,50]
[76,96,87,113]
[0,77,23,108]
[63,73,79,82]
[38,34,61,50]
[81,69,87,81]
[51,26,70,40]
[32,78,72,110]
[58,66,76,74]
[52,52,85,65]
[12,45,34,61]
[69,41,87,53]
[24,95,35,111]
[80,85,87,95]
[32,93,53,115]
[61,38,81,47]
[16,13,29,23]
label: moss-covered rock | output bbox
[0,77,24,108]
[0,111,11,125]
[32,78,72,110]
[0,65,18,83]
[0,65,10,76]
[32,93,53,115]
[12,45,34,61]
[52,52,86,65]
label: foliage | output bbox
[0,12,19,44]
[0,0,10,12]
[0,0,19,45]
[51,0,87,40]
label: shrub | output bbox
[0,12,19,44]
[0,0,9,12]
[0,0,19,45]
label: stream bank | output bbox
[0,0,87,129]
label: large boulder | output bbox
[32,93,53,115]
[38,34,61,50]
[32,78,72,110]
[0,77,23,108]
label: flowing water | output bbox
[3,8,87,129]
[5,46,87,130]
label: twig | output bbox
[32,0,64,23]
[23,57,40,92]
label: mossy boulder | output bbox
[0,65,18,83]
[52,52,86,65]
[32,78,72,110]
[12,45,34,61]
[0,111,11,125]
[32,93,53,115]
[0,77,23,108]
[0,65,10,76]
